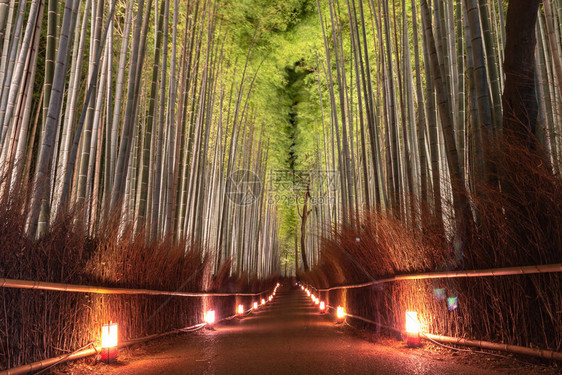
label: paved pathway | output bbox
[97,286,501,374]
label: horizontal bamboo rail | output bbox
[0,323,208,375]
[0,278,270,297]
[305,264,562,362]
[1,346,97,375]
[314,263,562,292]
[0,278,272,373]
[422,333,562,361]
[1,306,257,374]
[324,304,562,361]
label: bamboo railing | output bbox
[302,263,562,361]
[0,278,270,297]
[0,278,273,374]
[314,263,562,292]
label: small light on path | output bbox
[101,322,118,362]
[205,310,216,327]
[336,306,345,323]
[405,311,421,346]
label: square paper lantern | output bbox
[405,311,421,346]
[205,310,216,326]
[101,322,118,361]
[336,306,345,322]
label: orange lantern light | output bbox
[101,322,118,361]
[314,298,320,305]
[269,296,273,302]
[261,298,266,305]
[237,304,244,315]
[253,301,258,309]
[319,301,326,312]
[405,311,421,346]
[336,306,345,322]
[205,310,216,326]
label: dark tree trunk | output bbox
[295,227,299,272]
[502,0,541,148]
[300,186,311,272]
[499,0,558,263]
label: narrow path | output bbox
[94,286,502,374]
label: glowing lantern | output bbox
[101,322,118,361]
[269,296,273,301]
[314,298,319,305]
[237,304,244,315]
[261,298,266,305]
[336,306,345,322]
[306,290,311,297]
[311,294,316,300]
[319,301,326,312]
[405,311,421,346]
[253,301,258,309]
[205,310,216,326]
[277,283,280,287]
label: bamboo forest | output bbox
[1,0,561,373]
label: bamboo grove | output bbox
[300,0,561,353]
[287,0,562,274]
[0,0,561,276]
[0,0,288,279]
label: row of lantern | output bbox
[300,284,421,346]
[205,282,281,327]
[101,282,282,362]
[300,285,335,319]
